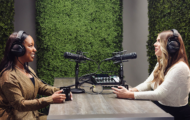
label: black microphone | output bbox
[104,52,137,61]
[64,52,91,61]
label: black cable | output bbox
[75,59,122,95]
[78,78,93,86]
[79,59,99,78]
[16,57,26,69]
[65,59,99,88]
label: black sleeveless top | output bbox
[30,77,35,86]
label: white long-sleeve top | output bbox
[134,61,190,107]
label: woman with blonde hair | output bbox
[112,29,190,120]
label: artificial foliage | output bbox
[147,0,190,74]
[148,0,190,105]
[36,0,123,85]
[0,0,14,60]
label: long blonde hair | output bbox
[152,30,189,88]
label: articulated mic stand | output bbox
[117,61,128,90]
[70,61,85,93]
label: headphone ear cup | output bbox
[167,39,179,55]
[11,44,26,57]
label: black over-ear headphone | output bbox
[167,29,180,55]
[11,31,26,57]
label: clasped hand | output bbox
[52,90,73,103]
[112,86,134,99]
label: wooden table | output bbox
[47,78,173,120]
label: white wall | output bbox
[122,0,149,87]
[14,0,149,87]
[14,0,37,72]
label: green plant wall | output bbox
[0,0,14,60]
[147,0,190,106]
[36,0,123,85]
[147,0,190,74]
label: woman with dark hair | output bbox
[0,31,68,120]
[112,29,190,120]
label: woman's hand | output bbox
[112,86,134,99]
[52,90,66,103]
[129,88,139,92]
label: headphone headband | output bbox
[16,30,25,43]
[171,29,178,37]
[11,30,26,57]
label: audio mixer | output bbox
[91,74,121,85]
